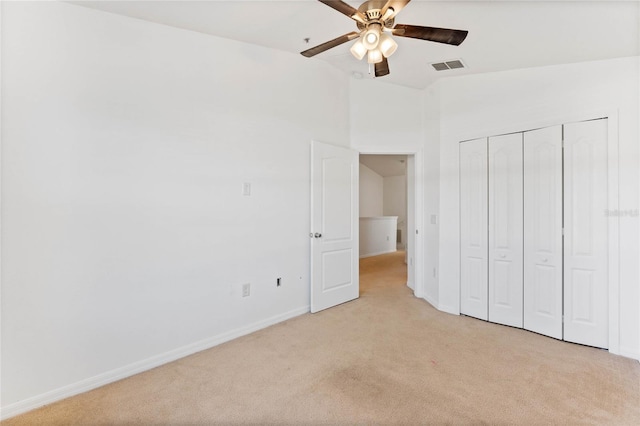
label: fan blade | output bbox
[318,0,366,24]
[392,24,468,46]
[300,31,360,58]
[374,57,390,77]
[380,0,412,20]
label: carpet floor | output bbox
[4,251,640,425]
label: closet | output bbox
[459,119,609,349]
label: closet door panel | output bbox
[488,133,523,327]
[460,138,488,320]
[564,119,608,348]
[523,126,563,339]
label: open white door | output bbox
[310,141,359,313]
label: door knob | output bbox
[314,233,322,238]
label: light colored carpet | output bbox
[4,251,640,425]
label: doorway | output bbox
[359,153,418,293]
[309,142,424,313]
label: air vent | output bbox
[431,59,466,71]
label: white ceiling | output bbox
[72,0,640,89]
[360,155,407,177]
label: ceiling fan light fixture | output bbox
[367,48,383,64]
[378,32,398,57]
[350,38,367,61]
[362,23,382,50]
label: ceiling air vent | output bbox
[431,59,466,71]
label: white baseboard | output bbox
[422,293,438,309]
[436,304,459,316]
[0,305,310,421]
[359,249,397,259]
[420,294,460,316]
[618,346,640,362]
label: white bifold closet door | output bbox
[460,138,488,321]
[563,119,608,348]
[488,134,523,327]
[523,126,563,339]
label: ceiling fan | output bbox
[301,0,468,77]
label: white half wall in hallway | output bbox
[359,217,398,258]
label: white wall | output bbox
[434,57,640,359]
[350,79,424,152]
[0,1,350,416]
[359,163,383,217]
[383,175,406,246]
[359,217,397,258]
[422,86,441,306]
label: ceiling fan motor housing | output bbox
[367,9,382,19]
[356,0,395,30]
[356,15,395,31]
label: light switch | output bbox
[243,182,251,196]
[430,214,438,225]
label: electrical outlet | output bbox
[276,277,281,287]
[242,182,251,196]
[242,283,250,297]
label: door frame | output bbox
[454,109,621,354]
[357,148,425,299]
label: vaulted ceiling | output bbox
[72,1,640,89]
